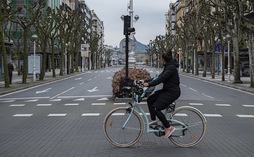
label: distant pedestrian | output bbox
[8,60,14,84]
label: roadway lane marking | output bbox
[65,103,79,106]
[92,103,106,106]
[114,103,126,105]
[13,114,33,117]
[242,105,254,108]
[138,102,147,105]
[36,104,52,106]
[25,99,39,102]
[112,113,125,116]
[2,100,15,102]
[189,87,197,92]
[47,114,67,117]
[215,104,231,107]
[73,98,85,101]
[236,114,254,118]
[82,113,100,116]
[189,103,203,106]
[201,93,214,99]
[10,104,25,107]
[50,99,61,102]
[50,87,74,100]
[97,97,108,101]
[204,114,222,117]
[175,113,188,116]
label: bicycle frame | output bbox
[123,90,190,134]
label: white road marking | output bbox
[80,82,84,85]
[204,114,223,117]
[73,98,85,101]
[13,114,33,117]
[92,103,106,106]
[47,114,67,117]
[189,87,197,92]
[65,103,79,106]
[175,113,188,116]
[189,103,203,106]
[2,100,15,102]
[82,113,100,116]
[50,87,74,100]
[180,84,187,87]
[37,104,52,106]
[138,102,147,105]
[114,103,126,105]
[242,105,254,108]
[97,97,108,101]
[236,114,254,118]
[112,113,125,116]
[50,99,61,102]
[215,104,231,107]
[201,93,214,99]
[58,95,112,98]
[10,104,25,107]
[25,99,39,102]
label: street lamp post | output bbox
[226,34,231,82]
[32,34,38,81]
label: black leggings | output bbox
[147,90,178,128]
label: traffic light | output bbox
[123,15,135,35]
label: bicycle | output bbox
[103,80,207,148]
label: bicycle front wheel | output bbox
[169,106,207,147]
[103,107,144,148]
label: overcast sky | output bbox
[84,0,176,47]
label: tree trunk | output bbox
[51,38,56,77]
[22,28,28,84]
[203,38,208,77]
[232,36,242,83]
[39,40,47,80]
[0,11,10,87]
[248,33,254,87]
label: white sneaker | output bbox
[163,126,175,139]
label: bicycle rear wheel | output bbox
[169,106,207,147]
[103,107,144,148]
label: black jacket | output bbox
[146,60,180,94]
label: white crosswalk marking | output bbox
[92,103,106,106]
[189,103,203,106]
[242,105,254,107]
[47,114,67,117]
[215,104,231,107]
[236,114,254,118]
[10,104,25,107]
[50,99,61,102]
[114,103,126,105]
[25,99,38,102]
[65,103,79,106]
[13,114,33,117]
[73,98,85,101]
[82,113,100,116]
[37,104,52,106]
[204,114,222,117]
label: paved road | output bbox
[0,66,253,157]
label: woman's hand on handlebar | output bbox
[143,82,149,87]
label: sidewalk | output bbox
[1,69,254,95]
[0,69,81,95]
[180,71,254,94]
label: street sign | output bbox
[119,38,135,52]
[81,44,89,57]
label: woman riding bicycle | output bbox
[141,50,181,139]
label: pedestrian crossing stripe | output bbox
[10,104,25,107]
[50,99,61,101]
[189,103,203,106]
[25,99,38,102]
[203,114,222,117]
[114,103,126,105]
[64,103,79,106]
[242,105,254,107]
[47,114,67,117]
[236,115,254,118]
[215,104,231,107]
[92,103,106,106]
[73,98,85,101]
[13,114,33,117]
[37,104,52,106]
[82,113,100,116]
